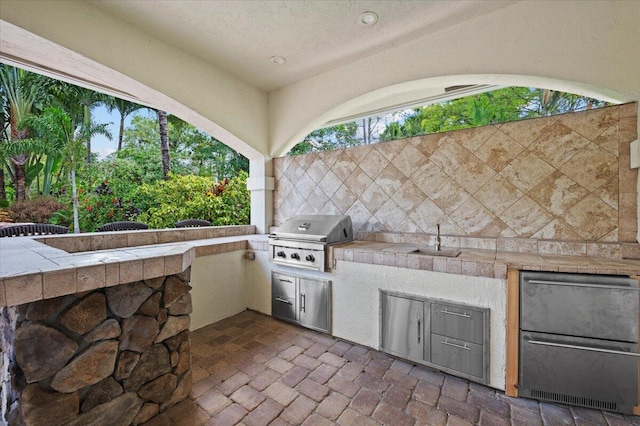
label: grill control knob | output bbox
[276,251,286,258]
[305,254,315,262]
[290,253,300,260]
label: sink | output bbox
[409,247,461,258]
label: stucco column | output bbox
[248,158,274,234]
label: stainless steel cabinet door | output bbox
[381,293,424,362]
[298,277,331,333]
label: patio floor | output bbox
[144,310,638,426]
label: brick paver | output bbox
[158,310,640,426]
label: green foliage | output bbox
[134,172,250,228]
[288,122,359,155]
[7,197,66,224]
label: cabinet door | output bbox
[381,293,424,362]
[298,277,331,333]
[272,273,297,322]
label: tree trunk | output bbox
[11,156,27,201]
[158,110,170,180]
[0,166,6,201]
[118,115,125,151]
[71,169,80,233]
[84,104,92,163]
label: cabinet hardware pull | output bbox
[417,319,421,344]
[527,339,640,357]
[278,278,293,283]
[275,297,292,305]
[441,309,471,318]
[441,339,471,351]
[527,279,640,290]
[301,293,306,313]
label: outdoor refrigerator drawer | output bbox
[431,302,485,344]
[431,333,484,378]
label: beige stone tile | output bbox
[318,171,342,198]
[117,259,143,283]
[376,140,403,161]
[474,175,523,216]
[598,228,618,243]
[283,160,305,183]
[144,257,165,280]
[296,152,317,171]
[586,243,622,259]
[458,237,496,250]
[376,164,407,197]
[557,106,619,140]
[451,155,496,194]
[345,144,373,164]
[43,269,77,299]
[500,150,555,193]
[306,186,330,214]
[105,262,120,287]
[317,148,343,168]
[91,233,128,251]
[77,264,106,292]
[538,241,587,256]
[560,143,618,192]
[618,218,637,243]
[375,199,409,232]
[528,122,591,169]
[461,261,478,276]
[593,124,619,156]
[157,230,186,244]
[345,200,374,232]
[5,274,42,306]
[0,280,4,307]
[331,184,358,213]
[429,138,472,173]
[306,159,330,184]
[410,161,448,196]
[319,200,342,216]
[618,102,638,118]
[449,198,495,236]
[430,178,471,216]
[407,199,448,234]
[528,171,590,216]
[501,196,554,238]
[363,216,384,233]
[597,176,619,210]
[474,130,525,172]
[391,144,426,179]
[622,244,640,260]
[498,117,556,147]
[391,181,425,214]
[359,149,389,180]
[565,195,618,240]
[449,124,498,152]
[531,219,583,241]
[293,172,317,199]
[127,231,158,248]
[359,182,389,215]
[344,167,373,196]
[433,257,447,273]
[409,133,446,157]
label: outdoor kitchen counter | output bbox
[0,230,267,308]
[333,241,640,279]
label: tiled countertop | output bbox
[333,241,640,279]
[0,232,268,308]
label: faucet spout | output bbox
[435,224,441,251]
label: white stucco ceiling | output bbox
[88,0,517,92]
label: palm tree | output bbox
[158,110,170,179]
[104,96,146,151]
[0,65,39,201]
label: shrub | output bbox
[8,197,66,224]
[135,171,250,228]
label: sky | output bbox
[90,106,153,159]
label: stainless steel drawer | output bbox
[431,302,485,344]
[431,333,484,378]
[520,331,638,413]
[520,272,639,342]
[272,273,296,298]
[272,295,296,321]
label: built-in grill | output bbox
[268,215,353,272]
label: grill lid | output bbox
[270,215,353,244]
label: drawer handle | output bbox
[441,339,471,351]
[278,278,293,283]
[528,339,640,357]
[441,308,471,318]
[275,297,292,305]
[528,279,640,290]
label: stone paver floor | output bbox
[145,310,639,426]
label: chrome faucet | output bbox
[435,223,441,251]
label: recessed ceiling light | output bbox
[270,56,287,65]
[358,11,379,27]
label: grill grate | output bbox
[531,389,618,411]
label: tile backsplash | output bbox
[273,103,637,244]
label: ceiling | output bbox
[89,0,517,92]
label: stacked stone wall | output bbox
[1,268,193,425]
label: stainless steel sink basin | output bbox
[410,247,461,257]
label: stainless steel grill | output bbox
[268,215,353,272]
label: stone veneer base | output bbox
[0,268,193,425]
